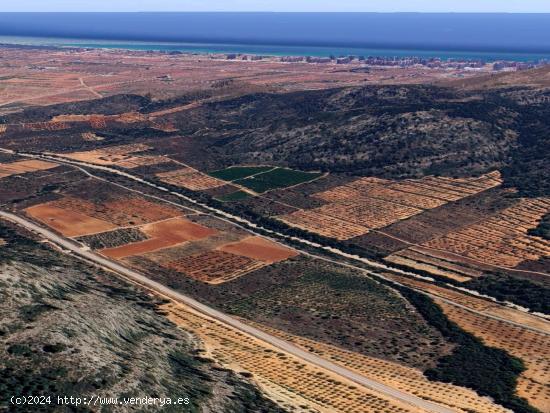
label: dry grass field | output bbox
[422,197,550,269]
[436,300,550,412]
[0,159,58,179]
[278,172,502,240]
[156,167,226,191]
[162,302,429,413]
[63,143,169,169]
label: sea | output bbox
[1,13,550,62]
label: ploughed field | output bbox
[17,170,298,285]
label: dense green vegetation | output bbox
[234,168,322,193]
[528,213,550,240]
[220,260,449,369]
[464,274,550,314]
[209,166,274,181]
[398,287,538,413]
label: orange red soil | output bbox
[218,236,298,264]
[25,204,117,237]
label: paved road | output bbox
[2,147,547,335]
[0,210,456,413]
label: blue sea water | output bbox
[1,13,550,61]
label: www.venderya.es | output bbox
[11,395,191,407]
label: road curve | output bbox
[0,210,457,413]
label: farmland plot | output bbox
[0,159,58,179]
[156,167,226,191]
[243,319,510,413]
[50,195,182,227]
[25,203,117,237]
[279,172,502,240]
[422,198,550,268]
[165,250,266,284]
[100,217,217,259]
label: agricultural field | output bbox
[228,167,323,194]
[62,143,170,169]
[156,167,226,191]
[0,159,59,179]
[165,250,266,284]
[243,319,510,413]
[25,202,118,237]
[419,197,550,269]
[437,300,550,412]
[219,257,452,370]
[100,217,217,259]
[277,172,502,241]
[209,165,275,181]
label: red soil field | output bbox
[100,217,217,259]
[217,236,298,264]
[25,204,117,237]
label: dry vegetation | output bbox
[156,167,226,191]
[64,143,169,169]
[162,302,428,413]
[278,172,502,240]
[422,198,550,268]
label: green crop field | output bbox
[233,168,322,193]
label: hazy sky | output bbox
[3,0,550,13]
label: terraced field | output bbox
[413,198,550,270]
[278,172,502,240]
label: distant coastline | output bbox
[2,36,550,63]
[1,12,550,62]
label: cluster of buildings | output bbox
[223,52,548,72]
